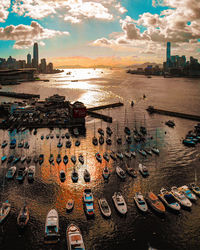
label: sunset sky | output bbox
[0,0,200,67]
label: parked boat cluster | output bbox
[182,123,200,147]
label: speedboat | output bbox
[103,152,110,162]
[39,154,44,165]
[56,154,62,164]
[138,163,149,177]
[16,167,28,182]
[98,198,111,218]
[57,140,63,148]
[95,152,102,163]
[134,192,148,212]
[124,126,131,135]
[66,224,85,250]
[71,155,76,164]
[6,166,17,179]
[189,183,200,196]
[152,147,160,155]
[71,168,78,183]
[17,204,29,228]
[125,163,137,178]
[83,169,91,182]
[78,154,84,164]
[44,209,60,244]
[99,135,104,145]
[59,170,66,182]
[92,136,98,146]
[75,140,80,147]
[106,138,112,145]
[66,199,74,212]
[10,139,16,149]
[112,192,127,215]
[49,154,54,164]
[147,191,165,214]
[158,188,181,211]
[126,136,132,144]
[110,151,116,161]
[26,156,31,164]
[33,155,38,164]
[0,200,11,224]
[116,152,123,160]
[1,155,7,163]
[63,155,68,165]
[116,137,122,144]
[8,155,14,163]
[178,185,197,201]
[171,186,192,208]
[27,165,36,182]
[21,156,26,163]
[66,140,72,148]
[83,189,94,217]
[102,166,110,180]
[138,149,147,157]
[98,128,104,136]
[1,140,7,148]
[106,127,112,136]
[116,165,126,180]
[124,151,131,159]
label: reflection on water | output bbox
[0,69,200,249]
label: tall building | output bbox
[33,43,39,69]
[41,58,47,73]
[27,53,31,66]
[166,42,171,68]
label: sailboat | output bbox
[152,129,160,155]
[116,121,122,144]
[92,118,98,145]
[71,144,76,164]
[124,109,131,135]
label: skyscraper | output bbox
[166,42,171,68]
[33,43,39,69]
[27,53,31,66]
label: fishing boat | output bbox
[71,168,78,183]
[124,151,131,159]
[39,154,44,165]
[134,192,148,212]
[65,132,70,139]
[73,128,79,137]
[138,149,147,157]
[95,152,102,163]
[92,136,98,146]
[146,191,165,214]
[59,170,66,182]
[1,155,7,163]
[56,154,62,164]
[8,155,14,163]
[84,169,91,182]
[112,192,127,215]
[138,163,149,177]
[71,155,76,164]
[17,204,29,228]
[66,199,74,212]
[18,140,24,148]
[44,209,60,244]
[27,165,36,182]
[83,189,95,217]
[75,140,80,147]
[10,139,16,149]
[125,162,137,178]
[57,140,63,148]
[21,156,26,163]
[98,198,111,218]
[0,200,11,224]
[116,152,123,160]
[49,154,54,164]
[98,128,104,136]
[26,156,31,164]
[158,188,181,211]
[102,166,110,180]
[33,155,38,164]
[116,165,126,180]
[66,140,72,148]
[152,147,160,155]
[178,185,197,201]
[16,167,28,182]
[24,142,29,149]
[66,224,85,250]
[171,186,192,209]
[124,126,131,135]
[99,135,104,145]
[106,137,112,145]
[63,155,68,165]
[6,166,17,179]
[126,136,132,144]
[189,183,200,196]
[1,140,7,148]
[78,154,84,164]
[103,152,110,162]
[110,151,116,161]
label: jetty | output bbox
[147,106,200,122]
[0,91,40,99]
[87,102,123,111]
[87,110,112,123]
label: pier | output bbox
[0,91,40,99]
[147,106,200,122]
[87,102,123,111]
[87,110,112,123]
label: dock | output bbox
[87,110,112,123]
[147,106,200,122]
[87,102,123,111]
[0,91,40,99]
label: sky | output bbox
[0,0,200,67]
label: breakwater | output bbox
[0,91,40,99]
[87,102,123,111]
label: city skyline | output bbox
[0,0,200,67]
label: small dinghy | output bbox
[63,155,68,165]
[0,200,11,224]
[44,209,60,244]
[147,191,165,214]
[95,152,102,163]
[125,163,137,178]
[33,155,38,164]
[83,189,94,217]
[16,167,28,182]
[56,154,62,164]
[98,128,104,136]
[134,192,148,212]
[21,156,26,163]
[1,155,7,163]
[49,154,54,164]
[1,140,7,148]
[17,204,29,228]
[18,140,24,148]
[66,224,85,250]
[171,186,192,209]
[99,135,104,145]
[59,170,66,182]
[56,134,60,139]
[165,120,175,127]
[71,168,78,183]
[98,198,111,218]
[41,135,44,140]
[65,132,70,139]
[112,192,127,215]
[83,169,91,182]
[116,137,122,144]
[61,134,65,139]
[116,165,126,180]
[26,156,31,164]
[24,142,29,149]
[116,152,123,160]
[138,149,147,157]
[66,140,72,148]
[71,155,76,164]
[178,185,197,201]
[13,156,20,164]
[106,127,112,136]
[6,166,16,179]
[50,134,54,139]
[66,199,74,212]
[152,147,159,155]
[189,183,200,196]
[78,154,84,164]
[39,154,44,165]
[57,140,63,148]
[103,152,110,162]
[10,139,16,149]
[106,137,112,145]
[8,155,14,163]
[27,165,36,182]
[138,163,149,177]
[92,136,98,146]
[46,134,49,140]
[110,151,116,161]
[102,166,110,180]
[158,188,181,211]
[75,140,80,147]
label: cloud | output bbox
[0,0,10,22]
[0,21,69,49]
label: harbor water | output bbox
[0,69,200,250]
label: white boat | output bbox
[0,200,11,223]
[112,192,127,215]
[103,152,110,162]
[83,189,95,217]
[116,165,126,180]
[66,199,74,212]
[134,192,148,212]
[44,209,60,244]
[21,156,26,163]
[138,163,149,177]
[125,163,137,178]
[102,166,110,180]
[98,198,111,218]
[171,186,192,209]
[178,185,197,201]
[60,170,66,182]
[6,166,16,179]
[116,152,123,160]
[158,188,181,211]
[27,165,36,182]
[189,183,200,196]
[83,169,91,182]
[124,151,131,159]
[66,224,85,250]
[152,147,159,155]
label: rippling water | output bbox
[0,69,200,250]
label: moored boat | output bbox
[17,204,29,228]
[71,155,76,164]
[27,165,36,182]
[83,169,91,182]
[66,140,72,148]
[75,140,80,147]
[171,186,192,209]
[116,152,123,160]
[98,198,111,218]
[106,137,112,145]
[112,192,127,215]
[102,166,110,180]
[44,209,60,244]
[158,188,181,211]
[134,192,148,212]
[103,152,110,162]
[8,155,14,163]
[71,168,78,183]
[21,155,26,163]
[99,135,104,145]
[59,170,66,182]
[1,155,7,163]
[152,147,160,155]
[106,127,112,136]
[39,154,44,165]
[78,154,84,164]
[138,163,149,177]
[6,166,17,179]
[92,136,98,146]
[1,140,7,148]
[16,167,28,182]
[56,154,62,164]
[116,165,126,180]
[57,140,63,148]
[63,155,68,165]
[95,152,102,163]
[125,163,137,178]
[147,191,165,214]
[189,183,200,196]
[66,224,85,250]
[178,185,197,201]
[110,151,116,161]
[66,199,74,212]
[138,149,147,157]
[98,128,104,136]
[10,139,16,149]
[0,200,11,224]
[49,154,54,164]
[83,189,95,217]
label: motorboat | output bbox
[59,170,66,182]
[24,142,29,149]
[71,168,78,183]
[57,140,63,148]
[73,128,79,137]
[138,163,149,177]
[112,192,127,215]
[140,126,147,135]
[83,189,95,217]
[63,155,68,165]
[125,163,137,178]
[134,192,148,212]
[44,209,60,244]
[131,151,136,158]
[8,155,14,163]
[10,139,16,149]
[18,140,24,148]
[21,156,26,163]
[171,186,192,209]
[138,149,147,157]
[106,127,112,136]
[147,191,165,214]
[78,154,84,164]
[99,135,104,145]
[144,148,152,156]
[116,137,122,144]
[66,140,72,148]
[27,165,36,182]
[95,153,102,163]
[66,224,85,250]
[110,151,116,161]
[56,154,62,164]
[26,156,31,164]
[65,132,70,139]
[126,136,132,144]
[103,152,110,162]
[92,136,98,146]
[178,185,197,201]
[116,165,126,180]
[16,167,28,182]
[41,135,44,140]
[102,166,110,180]
[66,199,74,212]
[1,155,7,163]
[17,204,29,228]
[182,139,196,147]
[13,156,20,164]
[83,169,91,182]
[165,120,175,127]
[33,155,38,164]
[124,126,131,135]
[98,198,111,218]
[158,188,181,211]
[1,140,7,148]
[49,154,54,164]
[75,140,80,147]
[46,135,49,140]
[124,151,131,159]
[83,189,94,203]
[189,183,200,196]
[152,147,160,155]
[106,138,112,145]
[0,200,11,224]
[6,166,17,179]
[71,155,76,164]
[39,154,44,165]
[116,152,123,160]
[98,128,104,136]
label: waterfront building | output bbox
[41,58,47,73]
[27,53,31,66]
[166,42,171,68]
[47,62,53,73]
[33,43,39,69]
